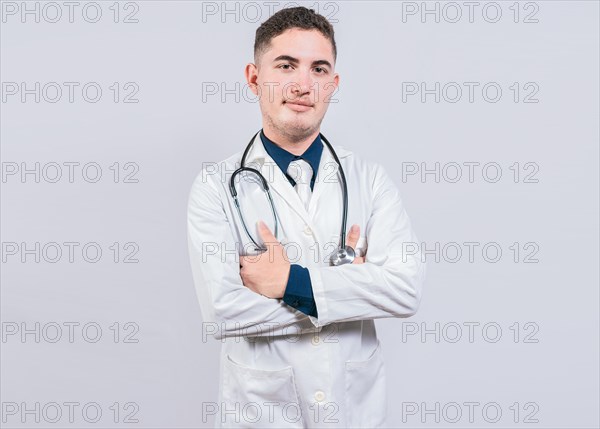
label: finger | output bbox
[257,220,278,244]
[346,224,360,249]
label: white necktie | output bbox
[287,159,313,210]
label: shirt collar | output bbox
[260,129,323,189]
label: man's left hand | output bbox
[240,221,290,299]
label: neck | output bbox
[262,126,320,156]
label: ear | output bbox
[245,63,259,96]
[326,72,340,104]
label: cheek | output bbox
[314,97,331,113]
[320,82,337,103]
[257,90,279,112]
[257,77,287,102]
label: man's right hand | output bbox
[346,224,366,264]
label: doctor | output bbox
[187,6,426,428]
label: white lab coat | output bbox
[187,132,426,428]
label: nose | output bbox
[290,69,313,98]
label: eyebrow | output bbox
[273,55,332,69]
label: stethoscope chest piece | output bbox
[330,246,355,266]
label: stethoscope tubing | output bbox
[229,130,350,256]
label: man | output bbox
[187,7,426,428]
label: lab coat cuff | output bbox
[306,267,328,327]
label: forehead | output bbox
[264,28,334,61]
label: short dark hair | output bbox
[254,7,337,65]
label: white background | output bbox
[1,1,599,428]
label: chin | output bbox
[281,118,314,132]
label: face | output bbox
[245,28,339,143]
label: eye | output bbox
[314,67,328,74]
[278,63,293,70]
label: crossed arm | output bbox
[238,221,366,300]
[187,164,425,339]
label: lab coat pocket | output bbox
[221,354,304,428]
[344,340,387,428]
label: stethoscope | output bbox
[229,130,355,266]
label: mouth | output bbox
[284,100,314,112]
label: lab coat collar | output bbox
[242,131,352,227]
[243,131,352,164]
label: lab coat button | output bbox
[303,226,312,235]
[314,390,325,402]
[311,335,320,346]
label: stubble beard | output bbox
[264,107,324,144]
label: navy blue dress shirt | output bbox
[260,130,321,318]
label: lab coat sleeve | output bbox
[307,163,426,327]
[187,171,320,340]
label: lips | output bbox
[285,100,313,106]
[284,100,313,111]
